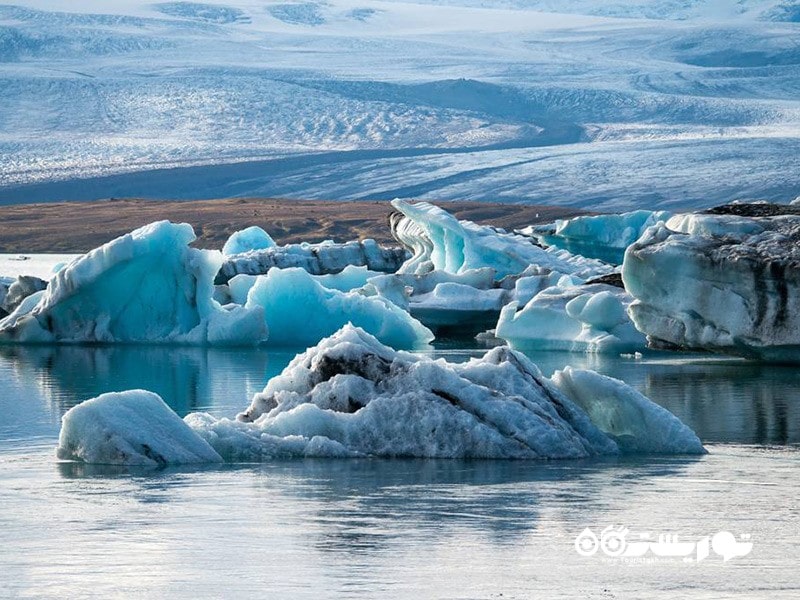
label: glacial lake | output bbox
[1,344,798,599]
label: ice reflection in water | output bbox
[1,344,798,598]
[1,344,799,446]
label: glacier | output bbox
[0,221,267,345]
[56,325,704,465]
[622,204,800,361]
[1,1,798,208]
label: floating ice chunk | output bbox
[410,282,508,331]
[623,204,800,361]
[526,210,672,264]
[390,200,611,279]
[551,368,704,454]
[0,275,47,315]
[0,221,267,345]
[57,390,223,467]
[366,268,506,332]
[496,283,646,354]
[216,239,407,284]
[222,226,276,256]
[243,268,433,349]
[228,325,702,459]
[57,326,704,464]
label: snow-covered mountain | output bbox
[0,0,798,209]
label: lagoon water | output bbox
[1,344,798,599]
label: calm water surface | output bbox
[1,344,798,599]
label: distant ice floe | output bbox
[216,239,407,284]
[56,325,705,465]
[221,225,276,256]
[623,204,800,361]
[5,199,800,362]
[385,199,616,334]
[496,283,647,354]
[390,199,610,280]
[522,210,672,265]
[238,267,433,349]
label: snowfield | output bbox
[1,0,798,209]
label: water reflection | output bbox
[0,344,295,418]
[56,455,701,551]
[1,344,799,446]
[520,351,800,446]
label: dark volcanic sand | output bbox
[0,198,590,253]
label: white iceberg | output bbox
[0,221,267,345]
[525,209,672,264]
[623,205,800,361]
[496,282,646,354]
[241,268,434,349]
[216,239,407,284]
[57,390,223,467]
[56,325,705,465]
[390,200,611,280]
[366,268,506,332]
[222,226,276,256]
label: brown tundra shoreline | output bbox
[0,197,590,253]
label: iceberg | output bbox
[390,200,611,280]
[379,200,613,333]
[366,268,504,332]
[222,226,276,256]
[0,275,47,316]
[57,390,223,466]
[525,209,672,264]
[240,268,434,349]
[227,264,380,304]
[57,325,704,465]
[496,282,647,354]
[216,239,407,284]
[0,221,267,345]
[623,204,800,361]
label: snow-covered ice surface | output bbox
[56,325,703,464]
[623,208,800,361]
[1,1,798,209]
[57,390,223,466]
